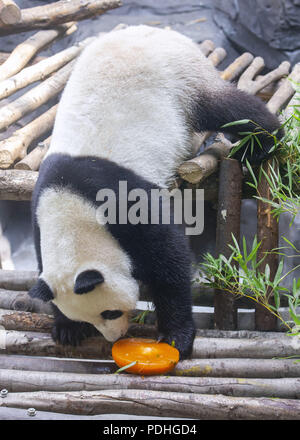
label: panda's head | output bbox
[29,187,140,342]
[29,266,139,342]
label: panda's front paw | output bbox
[159,324,196,360]
[52,321,99,346]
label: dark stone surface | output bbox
[212,0,300,69]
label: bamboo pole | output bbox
[0,105,57,169]
[1,369,300,399]
[0,23,76,82]
[0,1,21,25]
[220,53,254,82]
[0,169,38,200]
[1,389,300,419]
[0,0,122,36]
[14,136,51,171]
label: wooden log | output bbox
[1,369,300,399]
[0,59,75,133]
[0,289,52,314]
[174,358,300,378]
[0,1,21,25]
[0,105,57,169]
[238,59,290,95]
[199,39,215,56]
[214,158,242,329]
[14,136,51,171]
[0,23,75,82]
[255,160,279,331]
[0,269,38,290]
[220,52,254,81]
[1,326,300,359]
[0,35,97,101]
[1,389,300,419]
[0,354,116,374]
[267,63,300,114]
[2,330,113,359]
[0,51,47,66]
[208,47,227,67]
[0,308,53,332]
[0,169,38,200]
[178,141,230,184]
[0,168,222,201]
[0,0,122,36]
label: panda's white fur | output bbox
[48,25,223,188]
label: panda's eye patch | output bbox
[101,310,123,320]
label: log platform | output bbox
[0,1,299,420]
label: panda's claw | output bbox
[52,321,99,346]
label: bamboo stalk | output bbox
[0,0,122,36]
[1,389,300,419]
[14,136,51,171]
[0,169,38,200]
[1,369,300,399]
[0,1,21,25]
[0,105,57,169]
[0,23,76,82]
[0,289,52,314]
[0,60,75,133]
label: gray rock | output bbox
[212,0,300,69]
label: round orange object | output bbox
[112,338,180,375]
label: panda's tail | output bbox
[191,85,283,165]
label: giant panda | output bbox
[28,25,282,358]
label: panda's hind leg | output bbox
[51,303,99,346]
[191,85,283,165]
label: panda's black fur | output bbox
[28,26,283,359]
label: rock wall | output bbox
[212,0,300,69]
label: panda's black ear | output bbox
[74,270,104,294]
[28,278,54,302]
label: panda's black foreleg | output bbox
[151,285,196,360]
[51,303,99,346]
[192,86,284,165]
